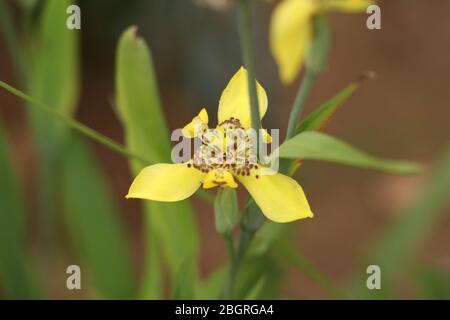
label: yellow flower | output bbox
[126,67,313,223]
[270,0,372,84]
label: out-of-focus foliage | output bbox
[0,122,39,299]
[352,145,450,299]
[27,0,79,149]
[417,268,450,300]
[116,26,198,298]
[62,137,134,299]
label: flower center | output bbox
[189,117,259,177]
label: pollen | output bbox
[190,117,259,184]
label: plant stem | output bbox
[221,0,264,299]
[0,80,150,164]
[221,229,253,299]
[0,80,215,204]
[237,0,261,134]
[285,71,318,141]
[221,235,236,299]
[0,0,26,84]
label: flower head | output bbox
[126,67,313,223]
[270,0,372,84]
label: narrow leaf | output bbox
[27,0,79,147]
[351,145,450,299]
[0,122,39,299]
[417,268,450,300]
[296,83,358,134]
[278,131,421,175]
[61,136,134,299]
[116,26,199,297]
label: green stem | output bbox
[237,0,261,134]
[222,0,263,299]
[285,71,318,141]
[0,80,149,165]
[0,0,27,84]
[221,235,236,299]
[222,229,253,299]
[0,80,215,204]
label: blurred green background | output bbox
[0,0,449,299]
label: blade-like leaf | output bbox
[172,256,196,300]
[61,136,134,299]
[116,26,198,298]
[0,122,39,299]
[296,83,358,135]
[417,268,450,300]
[28,0,79,147]
[351,145,450,299]
[277,131,421,175]
[196,267,226,300]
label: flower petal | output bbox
[182,108,209,138]
[126,163,205,202]
[238,169,313,223]
[203,169,238,189]
[326,0,373,12]
[270,0,316,84]
[218,67,268,128]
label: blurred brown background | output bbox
[0,0,449,298]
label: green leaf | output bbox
[61,136,134,299]
[277,131,421,175]
[274,240,344,299]
[235,255,281,300]
[196,267,226,300]
[172,257,196,300]
[296,83,358,135]
[214,188,240,236]
[351,145,450,299]
[27,0,79,148]
[244,275,268,300]
[0,122,39,299]
[116,26,198,297]
[417,268,450,299]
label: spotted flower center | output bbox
[188,117,260,180]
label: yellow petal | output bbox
[270,0,316,84]
[238,169,313,223]
[217,67,268,129]
[126,163,205,202]
[326,0,373,12]
[203,169,238,189]
[182,108,209,138]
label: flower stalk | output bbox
[237,0,261,134]
[285,71,318,141]
[221,0,265,299]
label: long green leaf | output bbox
[417,268,450,299]
[351,145,450,299]
[296,83,358,134]
[277,131,421,175]
[0,122,39,299]
[28,0,79,148]
[116,26,198,298]
[196,267,226,300]
[61,136,134,299]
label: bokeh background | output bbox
[0,0,449,299]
